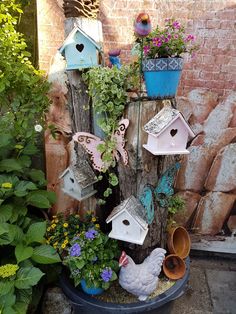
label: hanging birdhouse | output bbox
[143,105,195,155]
[59,26,102,70]
[106,195,148,245]
[59,161,97,201]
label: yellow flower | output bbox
[1,182,12,189]
[64,232,68,236]
[91,217,96,222]
[95,224,100,229]
[46,240,50,244]
[51,224,56,229]
[64,239,68,244]
[76,225,79,229]
[63,223,68,228]
[47,227,51,232]
[0,264,19,278]
[54,241,58,246]
[55,219,59,223]
[51,219,55,223]
[52,215,57,218]
[15,144,24,150]
[61,243,66,249]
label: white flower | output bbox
[34,124,43,132]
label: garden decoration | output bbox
[59,26,102,70]
[59,160,98,201]
[63,225,119,294]
[63,0,100,19]
[163,254,186,280]
[118,248,166,301]
[134,13,151,37]
[143,104,195,155]
[108,49,122,69]
[167,226,191,259]
[73,118,129,172]
[141,18,199,98]
[106,195,149,245]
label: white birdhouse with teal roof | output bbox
[106,196,149,245]
[59,26,102,70]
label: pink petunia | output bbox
[143,45,150,55]
[173,21,181,29]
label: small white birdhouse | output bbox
[59,26,102,70]
[143,105,195,155]
[59,161,97,201]
[106,196,148,245]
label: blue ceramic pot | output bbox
[80,279,104,295]
[142,58,183,99]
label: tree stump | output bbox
[118,99,177,263]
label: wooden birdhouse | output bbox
[59,161,97,201]
[59,26,102,70]
[143,105,195,155]
[106,195,149,245]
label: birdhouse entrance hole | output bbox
[122,219,130,226]
[70,177,74,183]
[170,129,178,137]
[76,44,84,52]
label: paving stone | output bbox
[206,269,236,314]
[41,286,73,314]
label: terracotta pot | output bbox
[167,226,191,259]
[163,254,186,280]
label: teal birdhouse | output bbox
[59,26,102,71]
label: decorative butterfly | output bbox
[73,119,129,172]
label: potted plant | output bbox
[62,223,120,295]
[141,18,199,98]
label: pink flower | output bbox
[152,37,162,47]
[173,21,181,29]
[143,45,150,55]
[185,34,195,42]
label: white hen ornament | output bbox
[118,248,166,301]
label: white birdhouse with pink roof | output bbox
[143,104,194,155]
[106,195,148,245]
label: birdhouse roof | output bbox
[143,105,195,138]
[60,161,97,189]
[59,26,102,54]
[106,195,148,230]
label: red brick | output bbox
[206,19,221,29]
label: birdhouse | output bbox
[143,105,195,155]
[106,195,148,245]
[59,161,97,201]
[59,26,102,70]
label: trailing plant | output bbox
[83,65,139,203]
[0,131,61,314]
[0,0,50,143]
[167,195,185,228]
[63,224,119,290]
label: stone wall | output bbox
[37,0,236,98]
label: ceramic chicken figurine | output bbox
[119,248,166,301]
[134,13,151,37]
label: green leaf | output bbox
[0,134,12,148]
[12,302,29,314]
[14,181,37,197]
[0,281,14,296]
[26,193,50,209]
[22,143,38,155]
[0,293,16,308]
[0,204,13,223]
[8,224,24,245]
[26,221,46,244]
[74,259,85,270]
[15,245,33,263]
[0,159,22,172]
[31,245,61,264]
[28,169,46,186]
[15,267,44,289]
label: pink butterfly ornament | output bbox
[73,119,129,172]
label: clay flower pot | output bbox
[163,254,186,280]
[167,226,191,259]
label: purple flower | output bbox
[153,37,162,47]
[85,229,97,240]
[173,21,181,29]
[185,34,195,42]
[101,268,113,282]
[143,45,150,55]
[70,243,81,257]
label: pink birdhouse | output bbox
[143,105,195,155]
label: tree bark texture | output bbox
[118,99,178,263]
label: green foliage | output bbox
[83,65,138,202]
[0,0,50,143]
[167,195,185,227]
[141,18,199,59]
[63,224,119,290]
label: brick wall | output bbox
[37,0,236,98]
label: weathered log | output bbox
[118,99,178,263]
[63,0,100,19]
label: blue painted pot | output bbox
[142,58,183,99]
[80,279,104,295]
